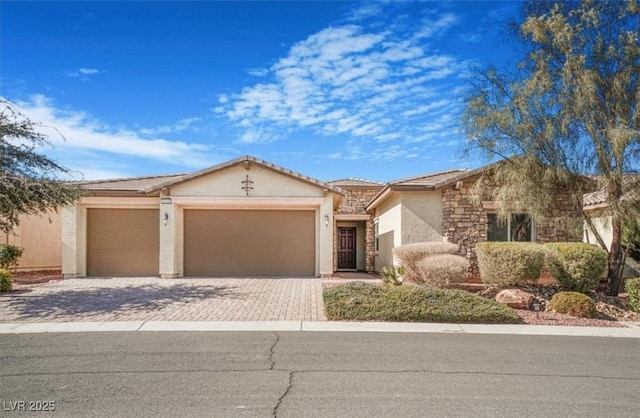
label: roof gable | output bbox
[147,155,344,196]
[365,167,479,211]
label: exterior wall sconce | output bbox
[324,215,330,227]
[163,212,169,226]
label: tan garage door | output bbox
[87,208,159,277]
[184,209,315,277]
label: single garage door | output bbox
[87,208,159,277]
[184,209,315,277]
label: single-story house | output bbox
[9,155,585,279]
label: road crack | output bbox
[268,331,280,370]
[273,371,293,417]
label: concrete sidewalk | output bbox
[2,320,640,338]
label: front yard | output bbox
[323,281,640,327]
[324,281,521,324]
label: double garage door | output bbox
[86,208,315,277]
[183,209,315,277]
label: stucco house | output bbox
[10,155,585,279]
[62,156,342,278]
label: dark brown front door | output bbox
[338,227,356,270]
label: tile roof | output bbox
[365,163,502,211]
[583,175,640,209]
[326,178,386,187]
[79,174,186,192]
[389,169,470,188]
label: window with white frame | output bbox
[487,213,533,242]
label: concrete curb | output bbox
[2,321,640,338]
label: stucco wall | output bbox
[4,212,62,271]
[400,192,443,244]
[583,211,614,251]
[163,163,335,278]
[171,164,324,197]
[373,191,444,272]
[374,193,402,271]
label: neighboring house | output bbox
[11,155,586,279]
[2,213,61,271]
[583,178,640,279]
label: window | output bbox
[487,213,533,242]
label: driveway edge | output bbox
[2,321,640,338]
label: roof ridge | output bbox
[327,177,386,185]
[78,172,187,184]
[390,168,469,184]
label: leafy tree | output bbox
[0,99,81,233]
[463,0,640,295]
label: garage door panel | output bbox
[87,209,159,277]
[184,210,315,276]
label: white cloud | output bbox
[415,13,459,39]
[10,95,211,169]
[65,68,103,79]
[218,4,467,150]
[78,68,100,75]
[138,117,202,136]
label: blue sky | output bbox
[1,1,521,182]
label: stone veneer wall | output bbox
[442,173,583,280]
[333,187,382,272]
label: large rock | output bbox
[495,289,534,309]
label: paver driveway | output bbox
[0,277,326,322]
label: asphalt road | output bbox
[1,331,638,417]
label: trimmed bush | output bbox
[323,281,521,324]
[548,291,596,318]
[545,243,607,293]
[0,269,12,292]
[625,278,640,313]
[415,254,469,287]
[393,242,460,283]
[0,244,24,269]
[476,242,545,287]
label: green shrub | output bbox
[415,254,469,287]
[545,243,607,293]
[0,269,12,292]
[380,265,405,287]
[548,291,596,318]
[476,242,545,287]
[393,242,460,283]
[0,244,24,269]
[323,281,521,324]
[625,278,640,313]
